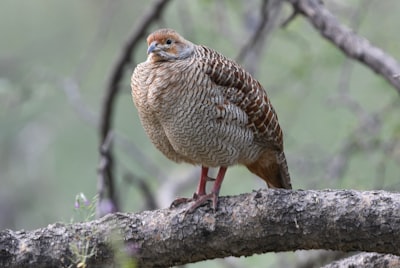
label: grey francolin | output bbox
[131,28,292,211]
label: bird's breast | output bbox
[132,59,265,167]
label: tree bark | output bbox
[322,252,400,268]
[1,189,400,267]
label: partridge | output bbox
[131,28,292,211]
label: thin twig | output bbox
[280,5,300,28]
[325,0,376,182]
[97,130,118,217]
[99,0,171,142]
[124,173,158,211]
[97,0,172,216]
[236,0,273,64]
[59,76,161,178]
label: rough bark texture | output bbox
[286,0,400,93]
[1,189,400,267]
[322,252,400,268]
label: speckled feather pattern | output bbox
[131,29,291,189]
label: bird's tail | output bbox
[246,150,292,189]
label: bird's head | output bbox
[146,28,194,62]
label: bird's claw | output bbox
[170,192,218,213]
[169,197,193,208]
[187,193,217,213]
[169,192,203,208]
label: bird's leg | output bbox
[210,166,227,209]
[170,166,211,208]
[188,166,227,212]
[193,166,209,198]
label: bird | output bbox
[131,28,292,212]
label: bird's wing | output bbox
[196,45,283,151]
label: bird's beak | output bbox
[147,41,159,55]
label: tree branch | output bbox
[322,252,400,268]
[1,189,400,267]
[96,0,172,217]
[99,0,171,142]
[285,0,400,93]
[236,0,280,64]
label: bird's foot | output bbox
[169,191,201,208]
[187,192,218,213]
[170,192,218,212]
[169,197,194,208]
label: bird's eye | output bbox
[166,39,172,45]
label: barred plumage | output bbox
[131,28,292,211]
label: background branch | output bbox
[96,0,172,217]
[285,0,400,92]
[1,189,400,267]
[236,0,282,68]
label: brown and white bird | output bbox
[131,28,292,211]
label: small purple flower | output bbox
[74,192,90,209]
[79,193,90,206]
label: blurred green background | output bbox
[0,0,399,267]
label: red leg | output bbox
[194,166,209,197]
[170,166,210,208]
[210,166,227,209]
[188,166,227,212]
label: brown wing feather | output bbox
[196,45,283,151]
[195,45,292,189]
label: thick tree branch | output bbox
[286,0,400,93]
[322,252,400,268]
[1,189,400,267]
